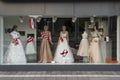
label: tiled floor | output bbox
[0,71,120,80]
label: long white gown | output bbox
[54,32,74,63]
[4,31,27,64]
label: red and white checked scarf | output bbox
[41,32,49,40]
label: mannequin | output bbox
[77,30,89,63]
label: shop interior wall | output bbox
[3,16,36,54]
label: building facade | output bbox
[0,1,120,70]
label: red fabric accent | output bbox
[60,49,68,57]
[29,19,32,29]
[12,38,19,45]
[41,32,49,40]
[27,37,34,43]
[59,36,64,42]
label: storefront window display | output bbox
[1,16,118,64]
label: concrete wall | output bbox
[0,16,4,64]
[0,2,120,16]
[0,1,120,64]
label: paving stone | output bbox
[0,77,13,80]
[89,77,113,80]
[12,77,24,80]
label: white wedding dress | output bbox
[54,32,74,63]
[4,31,27,64]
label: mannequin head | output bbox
[62,25,66,31]
[44,25,48,31]
[12,25,18,31]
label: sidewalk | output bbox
[0,71,120,80]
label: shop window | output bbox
[2,16,118,64]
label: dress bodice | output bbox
[10,31,20,39]
[91,31,98,38]
[41,31,50,40]
[60,32,67,38]
[82,31,88,39]
[91,31,99,42]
